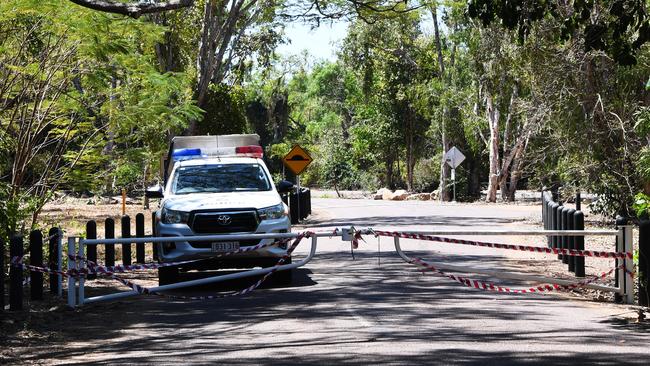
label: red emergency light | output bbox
[235,145,263,158]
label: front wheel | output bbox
[158,265,179,286]
[273,257,293,285]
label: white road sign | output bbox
[445,146,465,169]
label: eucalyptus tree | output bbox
[0,1,200,238]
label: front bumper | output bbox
[156,216,291,263]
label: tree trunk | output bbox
[507,136,529,201]
[431,5,451,201]
[499,85,517,199]
[406,112,415,191]
[486,93,500,202]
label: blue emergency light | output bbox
[172,148,203,161]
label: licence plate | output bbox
[211,241,239,252]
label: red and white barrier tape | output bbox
[106,232,311,299]
[372,230,632,259]
[77,238,291,276]
[410,257,623,294]
[10,238,293,278]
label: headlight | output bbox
[161,207,190,224]
[258,203,287,220]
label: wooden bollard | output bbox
[9,235,23,310]
[1,237,5,311]
[29,230,43,300]
[121,215,131,266]
[105,218,115,267]
[86,221,97,280]
[136,213,145,263]
[151,212,158,261]
[574,211,585,278]
[48,227,60,294]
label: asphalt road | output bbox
[28,199,650,365]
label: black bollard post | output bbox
[307,188,311,216]
[48,227,60,294]
[151,212,158,261]
[86,221,97,280]
[638,220,650,306]
[551,203,559,250]
[105,218,115,267]
[546,201,553,248]
[575,192,581,211]
[289,191,299,225]
[136,213,145,263]
[9,235,23,311]
[574,211,585,277]
[542,190,546,226]
[29,230,43,300]
[555,206,564,260]
[1,237,4,311]
[121,215,131,266]
[561,207,570,264]
[567,209,576,273]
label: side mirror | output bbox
[145,184,164,198]
[276,180,294,194]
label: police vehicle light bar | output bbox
[172,145,263,161]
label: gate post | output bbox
[623,224,634,304]
[9,235,23,311]
[136,213,145,263]
[615,216,626,303]
[29,230,43,300]
[67,237,77,308]
[638,220,650,306]
[121,215,132,266]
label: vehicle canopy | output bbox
[163,134,261,184]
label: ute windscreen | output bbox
[171,164,271,194]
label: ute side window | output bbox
[172,164,271,194]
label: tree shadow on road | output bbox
[7,251,650,365]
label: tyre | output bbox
[274,257,293,285]
[158,265,179,285]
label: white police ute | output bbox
[145,135,294,285]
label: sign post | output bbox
[282,145,313,223]
[444,146,465,202]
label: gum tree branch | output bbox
[67,0,195,18]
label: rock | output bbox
[391,189,409,201]
[407,193,430,201]
[110,196,135,205]
[430,190,440,201]
[373,193,383,200]
[376,188,393,200]
[86,198,96,205]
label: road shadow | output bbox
[8,251,650,365]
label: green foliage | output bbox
[633,193,650,219]
[467,0,650,65]
[197,84,247,135]
[0,0,202,235]
[413,158,441,193]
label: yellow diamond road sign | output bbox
[282,145,313,175]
